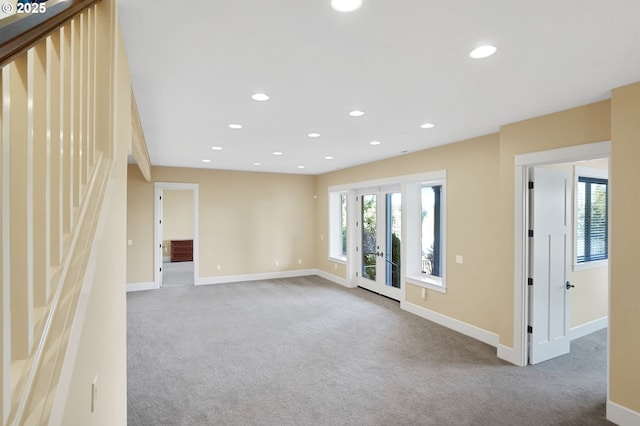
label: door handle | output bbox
[566,281,575,290]
[376,251,384,258]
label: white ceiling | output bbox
[119,0,640,175]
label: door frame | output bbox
[154,182,199,289]
[354,185,402,300]
[512,140,610,367]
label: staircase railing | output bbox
[0,1,122,424]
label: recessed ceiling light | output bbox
[297,165,305,169]
[251,93,269,101]
[369,140,381,145]
[211,146,223,150]
[229,123,243,129]
[253,162,261,166]
[308,133,320,138]
[349,110,365,117]
[273,151,283,156]
[325,156,334,160]
[331,0,362,12]
[202,159,211,163]
[420,122,435,129]
[469,45,497,59]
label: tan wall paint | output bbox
[610,81,640,413]
[61,3,128,423]
[127,166,154,283]
[317,134,502,335]
[162,189,195,258]
[126,165,317,282]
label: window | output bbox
[329,191,348,261]
[421,184,443,278]
[576,174,608,264]
[405,172,447,293]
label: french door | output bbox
[356,187,402,300]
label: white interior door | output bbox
[356,188,402,301]
[529,167,571,364]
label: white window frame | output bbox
[328,190,348,263]
[404,172,447,293]
[573,166,608,272]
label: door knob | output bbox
[566,281,575,290]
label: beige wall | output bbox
[610,81,640,413]
[127,166,154,283]
[316,134,502,335]
[162,189,195,258]
[126,165,317,283]
[61,2,128,423]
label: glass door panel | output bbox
[385,193,401,289]
[356,189,401,300]
[361,194,377,282]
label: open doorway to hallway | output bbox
[154,183,199,288]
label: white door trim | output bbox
[154,182,199,289]
[512,140,610,373]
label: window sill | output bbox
[572,259,608,272]
[328,256,347,265]
[406,275,446,294]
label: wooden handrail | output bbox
[0,0,100,68]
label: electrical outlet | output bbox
[127,240,133,246]
[421,288,426,299]
[275,260,279,267]
[91,376,98,413]
[298,259,302,265]
[456,255,463,264]
[216,265,221,271]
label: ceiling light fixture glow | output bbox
[253,162,261,166]
[325,156,334,160]
[308,133,320,138]
[273,151,283,156]
[349,110,365,117]
[420,122,435,129]
[469,45,497,59]
[331,0,362,12]
[297,165,305,169]
[211,146,223,150]
[251,93,269,101]
[202,159,211,163]
[369,140,381,145]
[229,123,243,129]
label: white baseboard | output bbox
[314,269,355,288]
[401,301,499,347]
[607,400,640,426]
[570,316,608,341]
[126,281,157,292]
[497,344,525,366]
[197,269,317,286]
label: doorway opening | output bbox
[526,160,609,364]
[355,186,402,301]
[154,182,199,289]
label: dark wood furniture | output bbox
[170,239,193,262]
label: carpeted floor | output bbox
[127,276,610,426]
[162,261,194,287]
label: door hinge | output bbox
[528,230,534,237]
[159,244,162,248]
[160,267,162,272]
[356,246,359,252]
[528,181,534,190]
[527,325,533,334]
[356,272,359,277]
[527,278,533,286]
